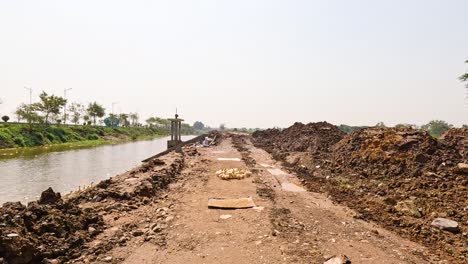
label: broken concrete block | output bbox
[431,218,459,233]
[208,197,256,209]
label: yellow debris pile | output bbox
[216,168,252,180]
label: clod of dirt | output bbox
[0,188,104,264]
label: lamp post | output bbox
[63,88,72,124]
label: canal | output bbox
[0,136,195,204]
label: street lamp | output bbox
[63,88,72,124]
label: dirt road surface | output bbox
[66,133,444,264]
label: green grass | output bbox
[0,123,168,150]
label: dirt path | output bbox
[101,134,436,264]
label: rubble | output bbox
[0,188,104,264]
[253,124,468,263]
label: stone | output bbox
[38,187,62,204]
[395,200,421,218]
[455,163,468,174]
[103,256,113,262]
[324,255,351,264]
[132,230,144,236]
[431,218,459,233]
[88,227,99,236]
[43,259,59,264]
[219,214,232,220]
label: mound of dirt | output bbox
[253,122,346,159]
[0,188,104,264]
[331,127,462,177]
[440,128,468,160]
[253,125,467,262]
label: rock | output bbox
[219,214,232,220]
[88,227,99,236]
[38,187,62,204]
[431,218,459,233]
[6,233,19,238]
[395,200,421,218]
[132,230,144,236]
[103,256,113,262]
[324,254,351,264]
[455,163,468,174]
[152,224,164,233]
[164,215,175,222]
[43,259,59,264]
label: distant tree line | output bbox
[0,91,197,135]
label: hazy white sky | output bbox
[0,0,467,128]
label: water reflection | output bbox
[0,136,194,204]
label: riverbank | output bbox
[0,123,169,150]
[0,132,449,264]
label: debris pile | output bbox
[0,188,104,264]
[330,127,461,177]
[440,128,467,160]
[216,168,252,180]
[253,124,468,263]
[253,122,346,159]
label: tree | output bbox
[421,120,452,137]
[395,123,416,129]
[459,59,468,94]
[119,113,129,127]
[68,102,84,125]
[129,112,139,126]
[2,115,9,122]
[462,124,467,128]
[375,122,386,128]
[34,91,67,124]
[86,102,105,125]
[193,121,205,131]
[219,123,226,131]
[104,114,120,127]
[15,104,41,128]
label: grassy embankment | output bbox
[0,123,168,150]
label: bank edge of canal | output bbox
[0,133,211,263]
[0,135,197,204]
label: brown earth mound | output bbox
[0,188,104,264]
[253,125,468,263]
[440,128,468,160]
[331,127,462,177]
[253,122,346,159]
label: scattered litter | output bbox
[6,233,19,238]
[208,197,256,209]
[217,158,241,161]
[219,214,232,220]
[260,163,273,168]
[216,168,252,180]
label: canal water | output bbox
[0,136,195,204]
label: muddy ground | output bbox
[0,129,464,263]
[253,124,467,263]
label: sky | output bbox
[0,0,467,128]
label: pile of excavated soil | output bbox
[330,127,462,177]
[440,128,468,160]
[253,122,346,159]
[254,125,468,263]
[0,188,104,264]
